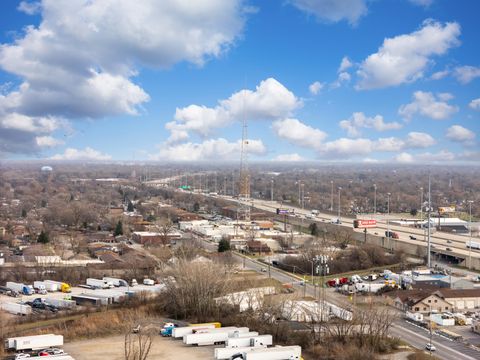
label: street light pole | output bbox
[271,179,274,202]
[330,181,334,211]
[420,187,424,221]
[387,192,391,252]
[468,200,474,269]
[338,187,342,222]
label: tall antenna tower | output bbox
[239,88,251,221]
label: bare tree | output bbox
[155,219,174,246]
[124,331,152,360]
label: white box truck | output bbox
[7,334,63,351]
[243,345,302,360]
[226,334,272,348]
[172,324,217,338]
[215,346,266,359]
[183,328,252,346]
[103,277,129,287]
[86,278,111,289]
[0,302,32,316]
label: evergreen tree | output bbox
[21,209,27,218]
[309,222,319,237]
[37,230,49,244]
[127,200,134,212]
[114,221,123,236]
[218,238,231,252]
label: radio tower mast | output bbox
[239,88,250,221]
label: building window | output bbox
[415,307,419,311]
[434,300,437,303]
[445,307,449,310]
[428,299,431,303]
[424,307,427,311]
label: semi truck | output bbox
[32,281,48,294]
[226,334,272,348]
[385,231,399,239]
[466,241,480,250]
[44,280,71,293]
[5,334,63,351]
[102,277,129,287]
[6,282,34,295]
[241,345,302,360]
[183,329,253,346]
[0,302,32,316]
[86,278,112,289]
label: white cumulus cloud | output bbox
[446,125,476,144]
[272,118,327,150]
[409,0,434,7]
[339,112,402,137]
[273,153,304,162]
[406,132,436,148]
[338,57,353,73]
[398,91,458,120]
[51,147,112,161]
[309,81,324,95]
[469,98,480,110]
[153,138,266,161]
[289,0,368,25]
[356,20,460,89]
[36,136,64,148]
[453,66,480,84]
[166,78,302,141]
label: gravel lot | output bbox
[64,334,214,360]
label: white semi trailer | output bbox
[183,328,251,346]
[102,277,129,287]
[215,346,267,360]
[5,334,63,351]
[0,302,32,316]
[243,345,302,360]
[172,324,218,338]
[86,278,112,289]
[226,334,272,348]
[5,334,54,349]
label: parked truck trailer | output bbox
[215,346,267,359]
[226,334,272,348]
[172,323,219,338]
[183,328,251,346]
[5,334,63,351]
[242,345,302,360]
[102,277,129,287]
[0,302,32,316]
[86,278,112,289]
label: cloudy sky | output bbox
[0,0,478,163]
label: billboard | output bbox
[438,206,456,214]
[276,208,290,215]
[353,219,377,229]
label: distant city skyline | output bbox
[0,0,479,164]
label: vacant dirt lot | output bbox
[64,334,214,360]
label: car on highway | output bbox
[425,343,436,351]
[261,267,267,272]
[409,235,417,240]
[447,240,452,243]
[446,247,452,251]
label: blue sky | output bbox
[0,0,478,163]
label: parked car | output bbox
[15,354,31,359]
[40,348,64,355]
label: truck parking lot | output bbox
[64,334,213,360]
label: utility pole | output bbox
[271,179,274,202]
[330,181,334,211]
[420,187,424,221]
[224,176,227,195]
[468,200,474,269]
[373,183,377,215]
[387,192,391,252]
[427,174,432,269]
[337,187,342,222]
